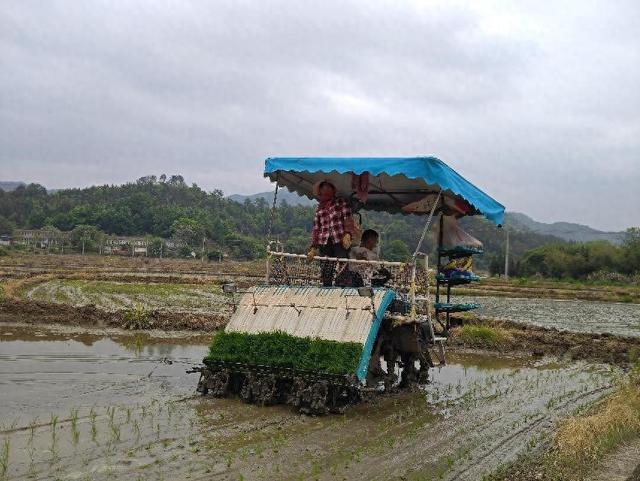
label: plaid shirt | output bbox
[311,197,353,246]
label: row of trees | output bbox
[1,175,637,277]
[513,229,640,278]
[0,176,426,261]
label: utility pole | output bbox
[201,236,206,263]
[504,228,510,280]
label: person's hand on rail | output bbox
[307,246,318,260]
[341,233,352,250]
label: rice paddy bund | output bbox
[24,279,230,315]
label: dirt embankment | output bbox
[453,279,640,303]
[3,253,638,302]
[0,297,226,331]
[0,272,232,331]
[448,316,640,367]
[0,254,266,280]
[2,254,638,365]
[3,294,638,368]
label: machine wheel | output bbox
[205,369,230,397]
[240,373,256,403]
[252,374,278,405]
[299,381,329,415]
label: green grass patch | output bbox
[457,325,506,347]
[123,304,153,330]
[205,331,363,375]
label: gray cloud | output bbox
[1,0,638,231]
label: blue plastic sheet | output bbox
[264,157,504,226]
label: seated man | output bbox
[345,229,391,287]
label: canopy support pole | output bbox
[411,191,441,260]
[266,174,280,242]
[408,191,441,318]
[265,175,280,283]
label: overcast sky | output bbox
[1,1,638,231]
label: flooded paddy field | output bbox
[18,280,640,339]
[0,323,618,481]
[454,278,640,304]
[3,254,637,304]
[459,295,640,338]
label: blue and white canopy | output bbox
[264,157,505,226]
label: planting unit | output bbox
[196,157,504,413]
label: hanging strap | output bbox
[412,191,442,260]
[266,174,280,242]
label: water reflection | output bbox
[0,324,208,425]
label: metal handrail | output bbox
[268,249,407,267]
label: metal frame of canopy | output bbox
[262,156,505,331]
[264,157,505,226]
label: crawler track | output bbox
[197,360,366,414]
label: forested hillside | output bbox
[0,175,557,264]
[2,175,637,277]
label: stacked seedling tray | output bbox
[434,216,482,332]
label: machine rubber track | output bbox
[197,360,366,414]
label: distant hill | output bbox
[505,212,624,245]
[229,189,315,207]
[0,181,25,192]
[230,191,625,244]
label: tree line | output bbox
[511,233,640,280]
[0,175,637,278]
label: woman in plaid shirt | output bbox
[308,181,354,286]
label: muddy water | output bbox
[0,324,617,481]
[0,325,208,426]
[457,295,640,338]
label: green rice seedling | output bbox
[50,414,58,444]
[70,408,80,445]
[133,419,141,443]
[110,423,121,443]
[27,448,36,479]
[0,438,9,480]
[446,456,455,470]
[28,419,37,446]
[123,304,152,330]
[90,417,98,443]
